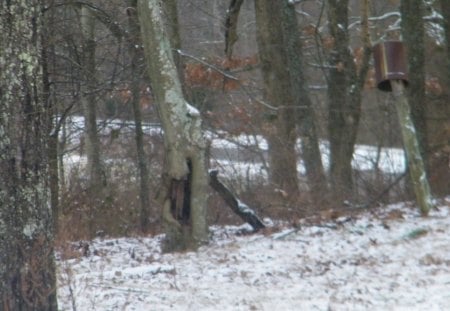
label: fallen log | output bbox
[209,170,265,231]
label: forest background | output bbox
[0,0,449,309]
[44,0,449,239]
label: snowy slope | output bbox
[57,198,450,311]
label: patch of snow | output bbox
[186,103,200,117]
[57,200,450,310]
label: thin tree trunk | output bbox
[225,0,245,58]
[79,6,105,237]
[127,0,151,232]
[391,80,434,215]
[0,2,58,309]
[138,0,209,251]
[42,19,59,232]
[442,0,450,81]
[80,6,104,190]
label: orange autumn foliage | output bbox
[184,55,258,91]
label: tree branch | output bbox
[209,170,265,231]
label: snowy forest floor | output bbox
[57,197,450,311]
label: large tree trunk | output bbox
[400,0,428,168]
[326,0,371,203]
[126,0,151,232]
[162,0,184,82]
[254,0,298,197]
[280,0,328,198]
[254,0,326,199]
[435,0,450,195]
[138,0,209,251]
[0,2,58,310]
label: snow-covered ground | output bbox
[57,197,450,310]
[58,116,446,310]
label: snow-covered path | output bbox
[58,198,450,310]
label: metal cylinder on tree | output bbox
[373,41,409,92]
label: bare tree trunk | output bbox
[435,0,450,195]
[326,0,371,203]
[80,6,104,190]
[401,0,428,168]
[0,2,58,309]
[42,14,59,232]
[280,0,328,198]
[138,0,209,251]
[442,0,450,80]
[162,0,183,75]
[391,80,434,216]
[79,6,105,236]
[254,0,299,198]
[225,0,245,58]
[126,0,151,232]
[254,0,326,200]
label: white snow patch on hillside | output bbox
[57,198,450,310]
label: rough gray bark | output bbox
[138,0,209,251]
[279,0,328,197]
[254,0,299,198]
[0,1,58,309]
[162,0,182,69]
[254,0,326,199]
[400,0,428,168]
[326,0,371,202]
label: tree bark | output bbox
[435,0,450,196]
[138,0,209,251]
[326,0,371,202]
[225,0,245,58]
[79,5,104,191]
[254,0,326,199]
[42,12,59,232]
[441,0,450,81]
[126,0,151,232]
[391,80,434,216]
[280,0,328,197]
[162,0,182,68]
[401,0,428,168]
[0,1,58,309]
